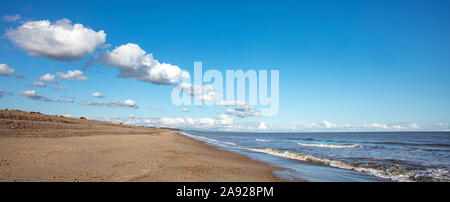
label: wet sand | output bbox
[0,110,282,182]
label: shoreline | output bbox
[0,110,284,182]
[174,131,290,181]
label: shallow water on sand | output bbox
[180,131,449,182]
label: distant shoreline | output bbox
[184,129,450,134]
[0,109,283,182]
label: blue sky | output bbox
[0,0,449,131]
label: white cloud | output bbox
[436,123,449,129]
[322,120,337,128]
[19,90,62,103]
[91,92,105,98]
[392,125,405,130]
[5,18,106,61]
[217,100,247,106]
[98,43,189,84]
[20,90,45,100]
[217,114,234,125]
[225,105,261,118]
[408,123,420,129]
[279,121,424,131]
[38,73,59,83]
[143,114,236,129]
[196,118,216,127]
[31,81,46,87]
[79,101,104,106]
[2,14,21,22]
[143,116,221,129]
[44,98,61,102]
[257,122,269,130]
[181,108,189,112]
[91,115,447,132]
[108,99,138,108]
[0,64,25,79]
[0,64,15,76]
[63,98,74,103]
[56,70,89,81]
[160,117,187,126]
[175,82,222,102]
[216,100,262,118]
[79,99,138,108]
[124,99,137,108]
[362,123,389,129]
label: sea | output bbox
[180,131,449,182]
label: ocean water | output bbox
[180,131,449,182]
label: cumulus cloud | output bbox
[95,114,255,131]
[2,14,21,22]
[38,73,59,83]
[216,100,262,118]
[175,82,222,102]
[225,104,261,118]
[217,114,234,126]
[0,64,15,76]
[56,70,89,81]
[44,98,61,102]
[97,43,189,84]
[435,123,449,130]
[31,81,46,87]
[278,121,425,131]
[0,64,25,78]
[408,123,420,129]
[362,123,389,129]
[140,114,235,129]
[20,90,45,100]
[159,116,217,129]
[257,122,269,130]
[5,18,106,61]
[79,101,104,106]
[217,100,247,106]
[322,120,337,128]
[91,92,105,98]
[107,99,138,108]
[20,90,63,103]
[91,115,444,132]
[79,99,138,108]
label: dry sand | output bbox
[0,110,282,182]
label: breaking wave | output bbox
[256,139,271,142]
[367,142,450,147]
[248,148,449,182]
[179,131,449,182]
[180,132,237,146]
[298,142,361,148]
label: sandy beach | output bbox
[0,110,282,182]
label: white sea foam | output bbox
[223,141,238,146]
[256,139,271,142]
[247,148,449,182]
[179,132,449,182]
[179,132,237,146]
[297,142,360,148]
